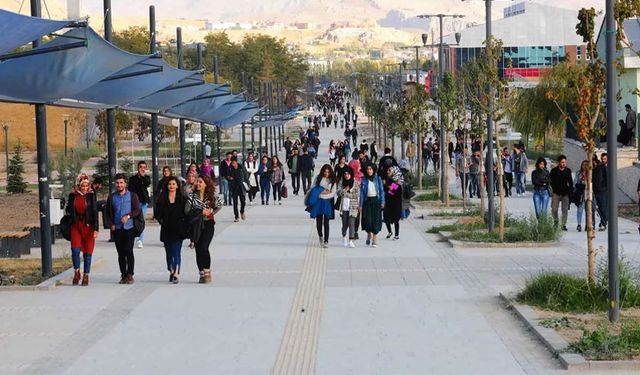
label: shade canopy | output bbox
[166,85,233,121]
[215,102,263,128]
[64,57,195,108]
[0,9,81,56]
[123,74,214,113]
[196,94,248,124]
[0,27,149,104]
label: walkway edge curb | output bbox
[499,293,640,371]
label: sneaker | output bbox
[137,240,143,249]
[279,202,282,205]
[322,241,329,248]
[371,240,377,248]
[562,226,568,231]
[249,201,253,206]
[241,213,246,220]
[118,275,127,284]
[393,236,399,240]
[198,271,206,284]
[125,275,135,284]
[172,275,179,284]
[599,225,607,232]
[234,218,239,222]
[348,240,355,248]
[386,232,393,239]
[577,224,582,232]
[343,236,349,247]
[266,201,269,205]
[261,201,265,205]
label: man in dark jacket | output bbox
[592,152,608,230]
[550,155,573,231]
[287,148,301,195]
[128,161,151,248]
[378,148,398,178]
[219,152,233,206]
[299,147,315,194]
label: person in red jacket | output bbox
[65,174,99,286]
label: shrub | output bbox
[516,257,640,312]
[7,142,28,193]
[415,192,440,201]
[568,322,640,360]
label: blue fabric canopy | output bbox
[64,57,195,108]
[0,27,149,104]
[165,85,233,120]
[124,74,212,113]
[0,9,80,56]
[215,103,263,128]
[196,94,248,124]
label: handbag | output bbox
[133,212,145,237]
[59,214,72,241]
[281,185,288,199]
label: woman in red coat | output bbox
[65,174,99,286]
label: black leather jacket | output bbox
[65,192,99,231]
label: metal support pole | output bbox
[3,123,8,187]
[214,56,221,172]
[32,0,52,276]
[250,77,255,151]
[439,15,446,204]
[177,27,186,178]
[104,0,116,193]
[148,6,159,200]
[197,43,206,160]
[486,0,495,231]
[64,118,68,157]
[415,47,420,84]
[605,0,620,323]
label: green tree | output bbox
[95,110,133,143]
[112,26,150,54]
[7,142,27,193]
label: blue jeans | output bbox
[136,203,148,242]
[71,247,93,274]
[221,179,230,205]
[595,191,608,226]
[515,172,526,194]
[260,177,271,203]
[469,173,480,198]
[533,190,550,219]
[164,240,183,274]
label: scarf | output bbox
[348,160,362,182]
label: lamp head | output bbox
[421,33,428,46]
[455,32,462,45]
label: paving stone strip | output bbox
[272,227,327,375]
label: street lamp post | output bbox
[418,14,464,203]
[63,115,69,157]
[2,122,8,187]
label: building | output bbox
[444,2,587,81]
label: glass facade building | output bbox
[453,45,567,79]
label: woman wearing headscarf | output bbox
[307,164,336,248]
[200,158,214,178]
[337,166,360,247]
[154,176,187,284]
[258,155,272,205]
[359,163,385,247]
[243,152,260,205]
[65,174,99,286]
[270,155,285,205]
[348,159,363,239]
[383,166,403,240]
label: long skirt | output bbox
[361,196,382,234]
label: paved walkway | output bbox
[1,114,639,375]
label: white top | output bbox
[342,197,351,211]
[244,160,259,187]
[367,180,377,197]
[319,178,336,200]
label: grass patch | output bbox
[429,214,560,243]
[516,259,640,313]
[619,203,640,222]
[568,322,640,360]
[414,192,462,202]
[0,257,70,286]
[430,208,481,217]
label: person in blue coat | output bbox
[359,163,385,247]
[307,164,336,248]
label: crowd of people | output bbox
[305,86,415,248]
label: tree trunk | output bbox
[479,131,486,218]
[586,150,596,284]
[495,127,505,242]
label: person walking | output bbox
[359,164,385,248]
[531,157,551,220]
[271,155,285,205]
[624,104,637,147]
[300,147,315,194]
[573,160,589,232]
[335,166,359,248]
[186,174,217,283]
[106,174,141,284]
[244,152,260,205]
[200,158,214,178]
[593,152,609,231]
[307,164,336,248]
[129,161,150,249]
[513,145,528,196]
[154,176,186,284]
[550,155,573,231]
[455,146,471,198]
[383,166,403,240]
[228,157,248,222]
[406,141,416,168]
[183,171,197,194]
[502,147,513,197]
[333,155,349,182]
[156,166,173,200]
[370,141,378,164]
[287,148,301,195]
[219,152,233,206]
[66,174,99,286]
[258,155,272,205]
[469,150,481,199]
